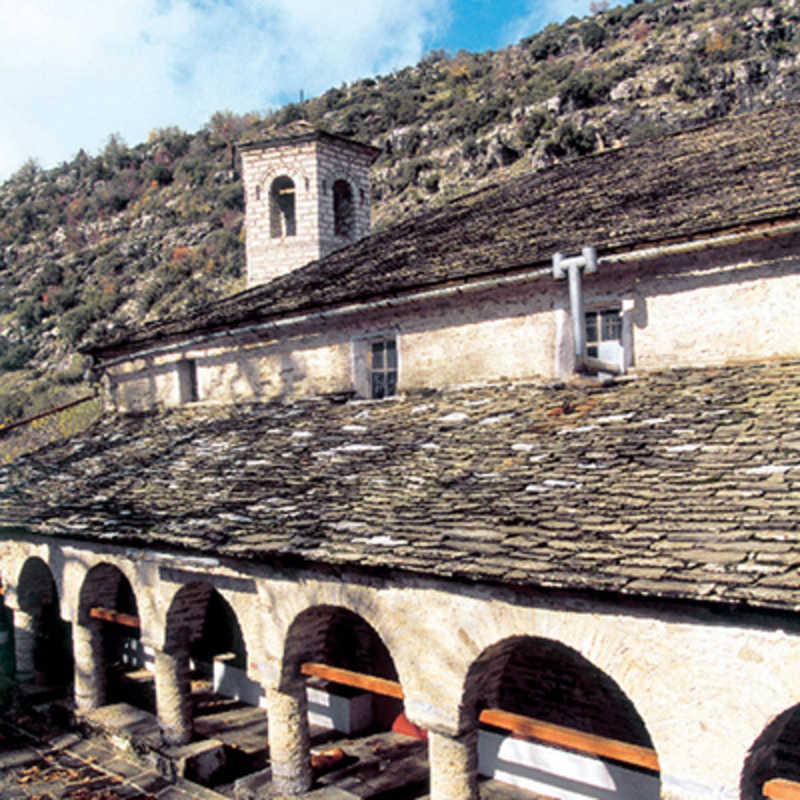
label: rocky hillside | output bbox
[1,0,799,421]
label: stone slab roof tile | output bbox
[90,104,800,358]
[3,361,800,611]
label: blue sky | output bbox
[0,0,604,181]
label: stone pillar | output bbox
[73,620,106,711]
[266,683,312,795]
[155,649,193,745]
[428,729,479,800]
[13,610,36,684]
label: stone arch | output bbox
[270,175,296,238]
[741,702,800,800]
[14,556,72,686]
[157,581,254,747]
[164,581,248,669]
[75,562,143,711]
[268,602,430,797]
[333,178,354,238]
[281,603,404,731]
[461,635,660,799]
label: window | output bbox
[333,179,354,238]
[270,176,296,238]
[179,359,199,403]
[370,339,397,399]
[585,309,622,362]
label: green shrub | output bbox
[276,103,305,126]
[545,122,597,158]
[39,262,62,286]
[0,391,24,422]
[0,340,34,371]
[674,54,708,100]
[581,20,607,51]
[523,23,565,61]
[17,299,44,330]
[393,158,433,191]
[218,184,244,211]
[562,69,610,109]
[43,285,78,314]
[149,163,173,186]
[424,173,440,193]
[519,111,548,147]
[59,305,95,346]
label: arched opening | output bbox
[463,636,660,800]
[333,179,354,238]
[16,557,72,690]
[77,564,148,712]
[281,605,428,797]
[164,583,264,787]
[270,175,296,238]
[741,703,800,800]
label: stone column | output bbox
[13,610,36,684]
[155,649,193,745]
[73,620,106,711]
[428,728,479,800]
[266,682,312,795]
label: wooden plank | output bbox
[299,663,657,773]
[300,662,404,700]
[478,708,659,773]
[764,778,800,800]
[89,606,140,629]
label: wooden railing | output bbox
[89,606,140,629]
[300,662,659,771]
[478,707,658,771]
[764,778,800,800]
[301,662,404,699]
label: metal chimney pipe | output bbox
[568,261,586,367]
[553,247,597,372]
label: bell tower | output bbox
[239,123,380,288]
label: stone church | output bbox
[2,104,800,800]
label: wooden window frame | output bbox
[585,307,622,360]
[369,338,398,399]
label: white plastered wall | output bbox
[103,240,800,413]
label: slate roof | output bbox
[89,103,800,359]
[3,361,800,612]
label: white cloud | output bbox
[0,0,450,180]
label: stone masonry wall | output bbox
[106,241,800,412]
[2,534,800,799]
[315,138,373,259]
[241,140,322,287]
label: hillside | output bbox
[1,0,799,421]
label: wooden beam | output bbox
[299,662,658,773]
[764,778,800,800]
[300,662,404,700]
[478,708,659,773]
[89,606,140,629]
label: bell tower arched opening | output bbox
[270,175,296,238]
